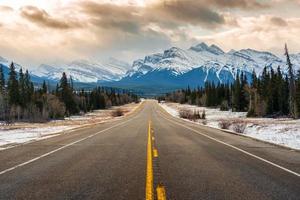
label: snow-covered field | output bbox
[160,102,300,150]
[0,103,140,150]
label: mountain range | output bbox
[32,58,131,83]
[1,43,300,95]
[103,43,300,95]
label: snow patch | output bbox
[0,103,140,150]
[160,102,300,150]
[0,126,77,149]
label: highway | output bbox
[0,100,299,199]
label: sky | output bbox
[0,0,300,68]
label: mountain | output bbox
[103,43,300,95]
[0,56,47,84]
[32,58,131,83]
[2,43,300,96]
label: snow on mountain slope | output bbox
[2,42,300,88]
[0,56,23,71]
[104,42,300,95]
[0,57,48,83]
[124,43,300,82]
[32,58,131,83]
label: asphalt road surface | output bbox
[0,100,299,200]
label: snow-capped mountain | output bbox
[32,58,131,83]
[103,42,300,95]
[124,42,300,80]
[2,42,300,95]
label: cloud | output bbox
[207,0,269,9]
[0,0,299,68]
[270,17,288,26]
[198,15,300,55]
[79,1,227,31]
[149,0,225,27]
[0,5,13,12]
[272,0,300,4]
[79,2,142,33]
[20,6,80,29]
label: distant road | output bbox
[0,100,299,199]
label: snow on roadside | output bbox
[160,102,300,150]
[0,126,78,150]
[0,103,140,150]
[160,103,179,117]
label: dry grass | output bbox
[1,103,140,130]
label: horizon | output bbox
[0,0,300,68]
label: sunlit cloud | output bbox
[0,0,299,67]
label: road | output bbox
[0,100,299,200]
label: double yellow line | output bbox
[146,120,166,200]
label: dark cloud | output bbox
[270,16,288,26]
[20,6,80,29]
[207,0,269,9]
[79,0,226,33]
[150,0,225,27]
[79,2,142,33]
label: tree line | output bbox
[159,45,300,119]
[0,63,139,123]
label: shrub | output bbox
[202,120,207,125]
[179,108,202,121]
[112,108,124,117]
[232,121,247,133]
[179,108,192,119]
[218,119,232,129]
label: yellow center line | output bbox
[153,149,158,158]
[146,119,167,200]
[146,120,153,200]
[157,184,167,200]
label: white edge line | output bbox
[0,117,135,176]
[159,111,300,178]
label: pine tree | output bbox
[276,66,284,114]
[24,70,33,106]
[58,72,78,115]
[240,72,249,111]
[285,44,297,118]
[7,62,19,105]
[296,70,300,117]
[266,68,275,115]
[18,68,26,107]
[0,65,5,94]
[42,80,47,94]
[283,75,290,115]
[233,73,241,111]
